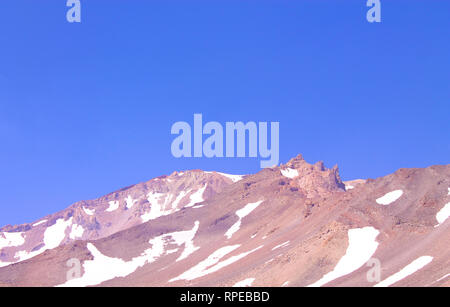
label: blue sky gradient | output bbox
[0,0,449,226]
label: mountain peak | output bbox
[280,154,345,197]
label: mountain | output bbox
[0,170,241,267]
[0,154,448,287]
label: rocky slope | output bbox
[0,170,241,267]
[0,154,448,287]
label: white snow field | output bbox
[233,277,255,287]
[33,220,47,227]
[376,190,403,205]
[271,241,290,251]
[280,168,299,179]
[69,224,85,240]
[59,221,200,287]
[125,195,138,209]
[374,256,433,287]
[44,217,73,249]
[435,202,450,227]
[308,226,380,287]
[83,207,94,216]
[205,171,244,183]
[106,201,119,212]
[185,185,207,208]
[0,232,25,249]
[225,200,264,239]
[169,245,263,282]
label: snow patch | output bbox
[83,207,94,216]
[217,173,244,183]
[142,192,169,222]
[33,220,47,227]
[44,217,73,249]
[233,278,255,287]
[376,190,403,205]
[280,168,299,179]
[265,259,275,265]
[172,190,191,209]
[205,171,244,183]
[436,273,450,283]
[236,200,264,218]
[59,238,165,287]
[125,195,138,209]
[185,185,207,208]
[225,200,264,239]
[143,186,205,220]
[60,221,201,287]
[272,241,290,251]
[170,245,263,282]
[0,232,25,249]
[5,221,74,265]
[12,218,81,265]
[435,202,450,227]
[169,221,200,261]
[345,185,354,190]
[10,218,74,265]
[308,226,379,287]
[225,221,242,240]
[0,261,13,268]
[69,224,85,240]
[106,201,119,212]
[14,248,45,263]
[374,256,433,287]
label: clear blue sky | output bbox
[0,1,449,227]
